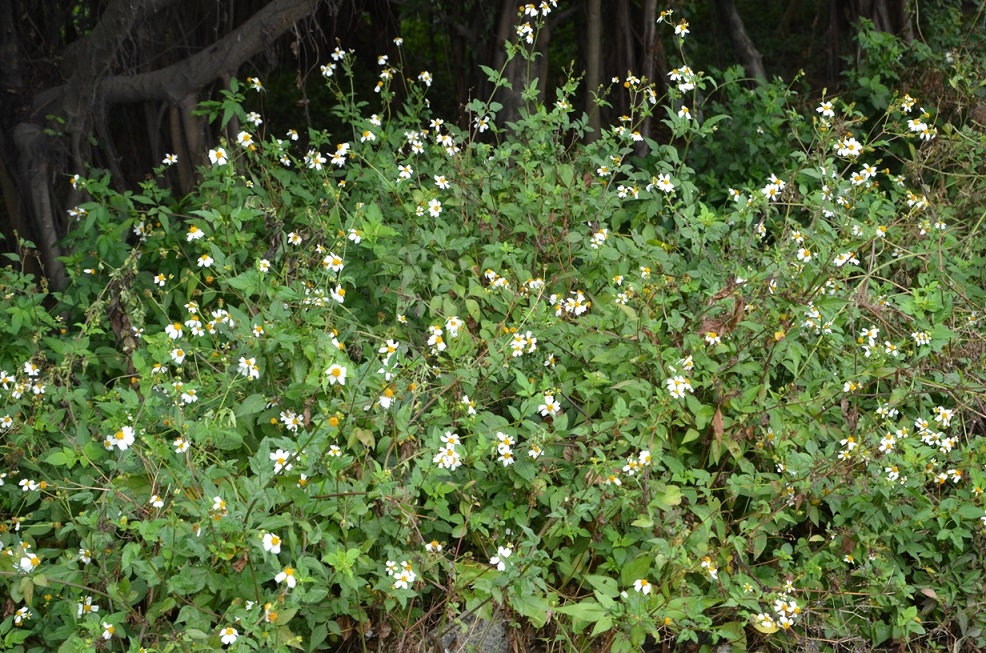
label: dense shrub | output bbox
[2,9,985,653]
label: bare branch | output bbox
[98,0,320,105]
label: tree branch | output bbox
[97,0,320,105]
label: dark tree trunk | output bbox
[585,0,602,142]
[715,0,767,82]
[0,0,325,291]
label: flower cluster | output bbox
[103,425,136,452]
[386,559,417,589]
[509,330,537,357]
[550,290,590,317]
[433,431,463,470]
[666,375,694,399]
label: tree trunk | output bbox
[586,0,602,142]
[0,0,324,291]
[638,0,658,154]
[715,0,767,82]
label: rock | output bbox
[419,609,510,653]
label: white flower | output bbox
[538,393,561,418]
[19,553,40,573]
[197,254,214,268]
[816,100,836,118]
[77,596,99,618]
[162,153,178,166]
[490,545,512,570]
[170,348,186,365]
[674,19,689,36]
[13,607,31,625]
[666,375,693,399]
[150,494,165,508]
[236,131,254,148]
[654,173,674,193]
[219,626,238,645]
[428,198,443,217]
[701,556,718,579]
[110,426,136,451]
[633,578,652,594]
[186,225,205,241]
[836,136,862,158]
[270,449,294,474]
[322,252,345,272]
[238,356,260,379]
[445,315,463,338]
[305,150,326,170]
[326,364,347,385]
[101,622,116,640]
[427,327,446,352]
[173,437,190,453]
[330,285,345,303]
[378,339,399,362]
[275,566,297,588]
[208,148,228,165]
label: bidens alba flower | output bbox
[275,566,297,589]
[77,596,99,617]
[219,626,238,645]
[208,148,228,165]
[19,553,41,573]
[633,578,652,594]
[538,393,561,418]
[238,356,260,379]
[109,425,136,451]
[270,449,293,474]
[261,533,282,555]
[666,375,693,399]
[325,364,347,385]
[490,545,512,571]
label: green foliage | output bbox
[3,11,986,653]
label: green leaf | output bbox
[556,599,606,625]
[235,393,268,418]
[511,591,550,628]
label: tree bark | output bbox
[585,0,602,142]
[715,0,767,82]
[638,0,658,154]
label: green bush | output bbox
[2,10,985,653]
